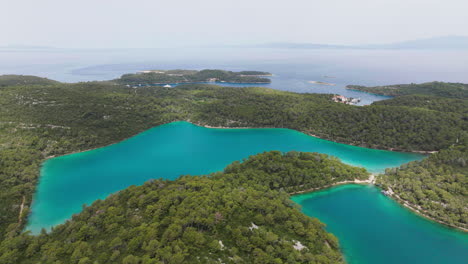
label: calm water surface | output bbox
[26,121,423,233]
[292,185,468,264]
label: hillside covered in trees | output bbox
[0,75,58,87]
[0,75,466,241]
[115,69,272,86]
[0,151,369,264]
[346,81,468,98]
[372,94,468,115]
[378,145,467,229]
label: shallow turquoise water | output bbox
[26,121,423,233]
[292,185,468,264]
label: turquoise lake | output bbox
[292,185,468,264]
[27,121,423,233]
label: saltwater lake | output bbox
[292,185,468,264]
[26,121,423,233]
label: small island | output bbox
[309,80,336,86]
[115,69,272,86]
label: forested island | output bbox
[0,74,466,262]
[115,69,272,86]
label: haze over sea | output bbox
[1,47,468,104]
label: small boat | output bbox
[163,84,172,88]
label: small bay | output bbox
[292,185,468,264]
[26,121,423,233]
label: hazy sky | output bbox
[2,0,467,48]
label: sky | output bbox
[2,0,468,48]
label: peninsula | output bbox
[346,82,468,98]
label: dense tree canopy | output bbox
[0,76,466,241]
[372,94,468,115]
[187,85,466,151]
[347,81,468,98]
[0,151,367,264]
[222,151,368,193]
[378,145,468,229]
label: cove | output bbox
[26,121,423,233]
[292,185,468,264]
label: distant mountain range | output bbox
[254,36,468,50]
[2,36,467,51]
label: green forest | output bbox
[0,74,467,263]
[372,94,468,114]
[0,151,366,264]
[115,69,272,85]
[0,76,467,240]
[378,145,467,229]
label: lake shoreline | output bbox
[291,178,468,233]
[385,188,468,232]
[289,174,376,195]
[193,122,436,154]
[292,183,468,264]
[29,120,424,233]
[44,121,435,162]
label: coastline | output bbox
[289,174,376,195]
[290,176,467,233]
[345,86,395,98]
[384,188,468,232]
[18,195,26,224]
